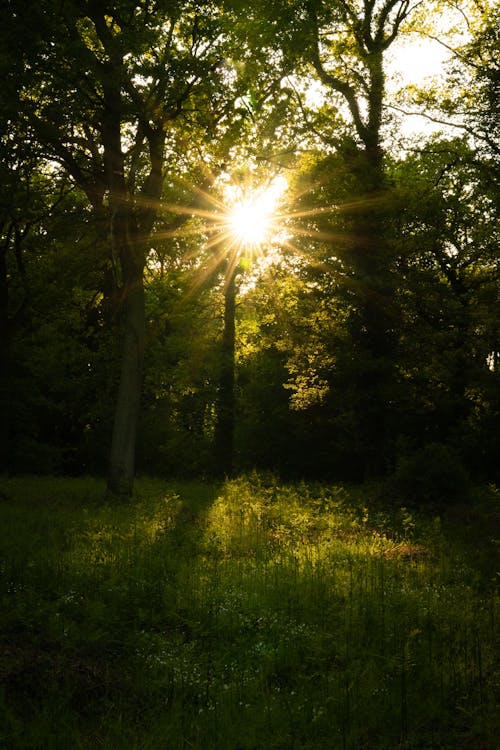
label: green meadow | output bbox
[0,475,498,749]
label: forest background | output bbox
[0,0,499,498]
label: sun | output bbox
[229,196,271,246]
[153,174,291,287]
[226,176,287,249]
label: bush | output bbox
[391,442,471,506]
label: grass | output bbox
[0,474,498,749]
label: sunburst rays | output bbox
[146,169,361,294]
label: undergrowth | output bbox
[0,474,498,749]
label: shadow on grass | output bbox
[0,476,222,747]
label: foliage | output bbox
[417,0,500,166]
[390,137,500,478]
[390,443,471,507]
[0,0,498,485]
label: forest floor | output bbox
[0,475,498,749]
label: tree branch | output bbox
[307,2,368,143]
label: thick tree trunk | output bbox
[101,64,147,498]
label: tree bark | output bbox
[101,60,147,498]
[214,263,237,476]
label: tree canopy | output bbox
[1,0,498,493]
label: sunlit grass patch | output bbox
[176,476,498,748]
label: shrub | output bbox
[391,442,471,506]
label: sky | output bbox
[388,36,450,85]
[386,2,474,138]
[387,34,452,137]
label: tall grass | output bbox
[0,475,497,749]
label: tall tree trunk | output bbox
[341,144,398,477]
[214,264,237,476]
[102,65,146,498]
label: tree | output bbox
[399,0,499,166]
[256,0,419,475]
[5,0,242,494]
[391,137,500,478]
[0,105,78,472]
